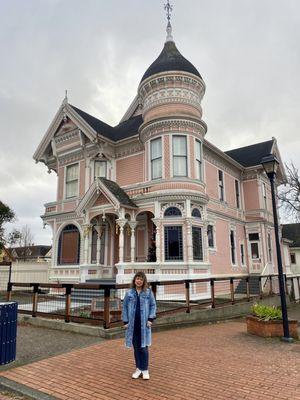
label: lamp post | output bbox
[261,154,293,342]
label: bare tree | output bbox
[278,162,300,221]
[20,225,35,248]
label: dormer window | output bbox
[66,163,79,198]
[94,160,107,179]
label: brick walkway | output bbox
[1,321,299,400]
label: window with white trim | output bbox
[230,230,236,264]
[195,139,202,180]
[291,253,296,264]
[240,243,245,265]
[173,136,187,177]
[66,164,79,198]
[150,138,162,180]
[235,180,240,209]
[192,208,201,218]
[192,227,203,261]
[164,226,183,261]
[207,225,214,248]
[267,233,272,262]
[249,233,260,259]
[94,160,107,179]
[218,170,224,201]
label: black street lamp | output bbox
[261,154,293,342]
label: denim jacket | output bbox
[122,288,156,348]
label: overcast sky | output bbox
[0,0,299,245]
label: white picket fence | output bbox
[0,262,50,291]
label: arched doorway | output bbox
[57,224,81,265]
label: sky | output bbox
[0,0,299,245]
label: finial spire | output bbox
[63,89,68,105]
[164,1,174,42]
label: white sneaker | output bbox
[132,368,142,379]
[142,370,150,380]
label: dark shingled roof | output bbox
[141,41,201,83]
[114,115,143,141]
[282,224,300,248]
[71,105,115,139]
[99,178,137,208]
[225,139,274,168]
[70,105,143,142]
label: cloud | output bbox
[0,0,299,244]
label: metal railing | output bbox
[5,273,300,329]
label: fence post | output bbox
[185,280,191,313]
[65,284,72,323]
[32,284,39,317]
[210,279,215,309]
[230,278,234,305]
[269,276,273,295]
[6,282,12,301]
[246,277,250,302]
[103,287,111,329]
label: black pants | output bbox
[133,335,149,371]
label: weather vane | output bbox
[164,0,173,22]
[164,1,174,42]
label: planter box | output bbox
[246,315,299,339]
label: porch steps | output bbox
[234,275,260,295]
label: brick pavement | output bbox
[0,321,299,400]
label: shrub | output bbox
[251,303,282,321]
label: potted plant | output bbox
[246,303,298,339]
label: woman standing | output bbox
[122,271,157,380]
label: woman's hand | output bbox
[123,324,129,329]
[147,321,152,328]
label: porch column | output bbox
[83,224,92,264]
[116,219,127,264]
[94,225,103,265]
[129,221,137,263]
[152,219,162,263]
[186,219,194,263]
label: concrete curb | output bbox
[0,376,57,400]
[18,296,288,339]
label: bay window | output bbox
[164,226,183,261]
[173,136,187,177]
[195,139,202,180]
[193,227,203,261]
[151,138,162,180]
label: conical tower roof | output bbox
[141,40,202,83]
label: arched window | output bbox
[57,224,80,265]
[192,208,201,218]
[164,207,182,217]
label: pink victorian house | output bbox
[33,25,286,290]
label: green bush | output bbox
[251,303,282,321]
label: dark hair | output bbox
[131,271,148,291]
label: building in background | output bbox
[33,18,287,295]
[282,223,300,275]
[9,245,51,263]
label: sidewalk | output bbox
[0,316,299,400]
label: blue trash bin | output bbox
[0,302,17,365]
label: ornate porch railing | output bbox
[4,273,300,329]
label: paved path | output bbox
[0,320,299,400]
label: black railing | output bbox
[6,273,300,329]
